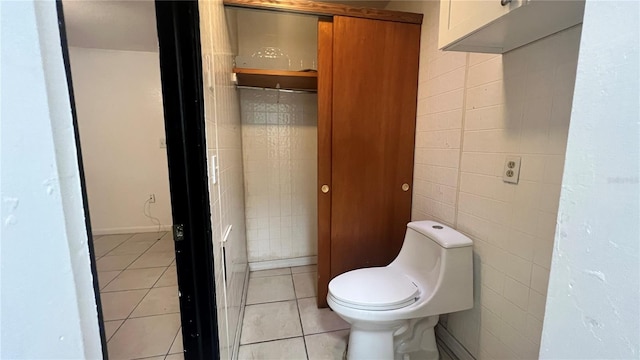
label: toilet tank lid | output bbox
[407,221,473,248]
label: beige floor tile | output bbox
[240,301,302,344]
[147,239,175,253]
[101,289,148,321]
[169,327,183,354]
[162,232,174,241]
[131,286,179,317]
[127,232,166,243]
[246,275,295,305]
[305,330,349,360]
[293,272,317,298]
[291,265,317,274]
[129,251,175,269]
[97,271,120,290]
[238,337,307,360]
[108,240,156,256]
[250,268,291,278]
[95,234,133,245]
[93,235,133,257]
[102,268,165,292]
[96,254,138,272]
[165,354,184,360]
[298,297,349,335]
[107,313,181,360]
[104,320,123,341]
[155,266,178,287]
[94,241,121,258]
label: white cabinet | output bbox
[438,0,585,53]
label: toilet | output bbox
[327,220,473,360]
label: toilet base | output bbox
[346,320,407,360]
[394,316,440,360]
[344,316,440,360]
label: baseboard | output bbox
[92,225,172,236]
[232,265,250,360]
[435,325,475,360]
[248,256,317,271]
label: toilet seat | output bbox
[329,267,419,311]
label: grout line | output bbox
[249,272,293,280]
[291,271,310,360]
[98,269,123,290]
[244,297,297,307]
[103,318,125,343]
[166,324,183,357]
[453,53,471,229]
[107,311,179,323]
[240,335,306,347]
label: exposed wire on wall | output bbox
[143,199,163,240]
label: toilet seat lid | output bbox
[329,267,419,311]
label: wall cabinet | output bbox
[439,0,585,53]
[317,16,421,307]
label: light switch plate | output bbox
[503,156,521,184]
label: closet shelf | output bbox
[233,68,317,91]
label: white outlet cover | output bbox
[503,156,522,184]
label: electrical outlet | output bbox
[503,156,521,184]
[149,194,156,203]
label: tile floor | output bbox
[94,232,184,360]
[239,265,351,360]
[238,265,455,360]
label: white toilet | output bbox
[327,220,473,360]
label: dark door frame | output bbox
[154,2,220,359]
[56,1,220,359]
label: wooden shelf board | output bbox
[223,0,423,25]
[233,68,318,91]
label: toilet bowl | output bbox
[327,221,473,360]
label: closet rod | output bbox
[236,85,317,94]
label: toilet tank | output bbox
[389,221,474,315]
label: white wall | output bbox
[1,0,101,358]
[199,0,249,358]
[386,1,581,358]
[540,1,639,358]
[241,89,318,263]
[68,47,172,235]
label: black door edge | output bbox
[54,2,109,359]
[154,2,220,360]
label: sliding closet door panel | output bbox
[330,16,420,277]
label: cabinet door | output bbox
[439,0,526,50]
[329,16,420,280]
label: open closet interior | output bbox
[226,8,320,266]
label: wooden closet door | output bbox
[330,17,420,276]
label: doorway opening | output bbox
[57,1,219,359]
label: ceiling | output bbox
[62,0,393,52]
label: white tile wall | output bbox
[240,89,318,262]
[199,1,248,359]
[387,1,581,359]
